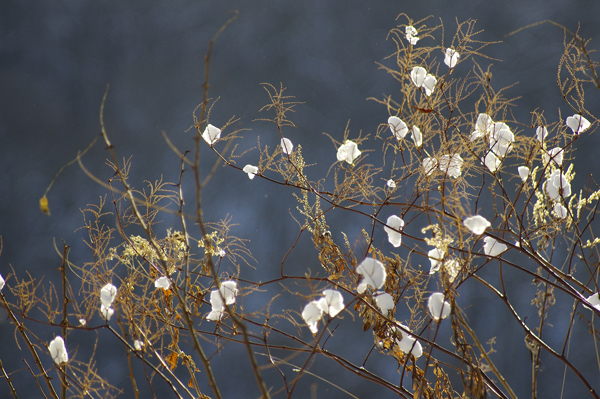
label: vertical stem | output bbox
[60,244,70,399]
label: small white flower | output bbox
[428,293,451,321]
[483,151,501,172]
[422,74,437,96]
[218,248,226,257]
[518,166,530,182]
[318,290,344,317]
[49,336,68,365]
[428,248,445,274]
[79,318,87,326]
[405,26,419,45]
[410,67,437,96]
[206,308,224,322]
[386,179,397,188]
[471,113,494,141]
[388,116,409,140]
[302,301,323,334]
[202,124,221,145]
[411,126,423,147]
[154,276,171,290]
[545,170,571,201]
[336,140,361,164]
[100,283,117,308]
[439,154,463,178]
[444,48,459,68]
[583,292,600,312]
[100,304,114,321]
[490,122,514,158]
[464,215,491,235]
[543,147,564,167]
[374,292,394,316]
[566,114,591,135]
[206,281,238,322]
[423,157,438,176]
[384,215,405,248]
[0,273,4,292]
[100,283,117,321]
[392,325,422,358]
[536,126,548,142]
[483,236,507,257]
[410,67,427,87]
[302,290,345,334]
[356,258,386,294]
[134,340,144,351]
[554,203,568,219]
[398,334,423,358]
[281,138,293,155]
[219,281,238,305]
[243,164,259,179]
[207,291,225,321]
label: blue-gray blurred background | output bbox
[1,0,600,398]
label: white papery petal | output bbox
[410,67,427,87]
[543,147,564,166]
[220,280,238,305]
[400,335,423,357]
[483,152,501,172]
[336,140,361,164]
[518,166,530,182]
[202,124,221,145]
[134,340,144,351]
[0,274,4,292]
[422,74,437,96]
[489,123,514,158]
[444,48,459,68]
[154,276,171,290]
[428,248,445,274]
[463,215,491,235]
[483,236,507,257]
[374,292,394,316]
[393,325,422,358]
[536,126,548,142]
[302,301,323,334]
[384,215,405,248]
[243,164,258,179]
[387,179,396,188]
[546,170,571,200]
[552,171,571,198]
[566,114,591,134]
[100,283,117,308]
[209,289,224,309]
[405,26,419,45]
[583,292,600,311]
[554,203,568,219]
[49,336,68,365]
[206,286,232,322]
[388,116,408,139]
[281,138,293,155]
[100,304,114,321]
[423,157,438,176]
[471,113,494,141]
[412,126,423,147]
[321,289,344,317]
[356,258,386,294]
[428,293,451,321]
[439,154,463,178]
[206,308,224,321]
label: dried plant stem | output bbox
[0,294,60,399]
